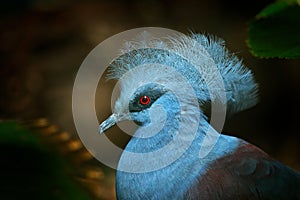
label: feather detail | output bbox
[107,32,258,115]
[186,141,300,199]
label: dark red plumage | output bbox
[186,141,300,199]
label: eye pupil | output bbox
[139,95,150,105]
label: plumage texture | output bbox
[186,142,300,199]
[108,33,258,115]
[99,32,300,199]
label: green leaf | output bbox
[0,121,92,200]
[247,1,300,58]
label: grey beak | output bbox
[99,114,117,134]
[99,113,130,134]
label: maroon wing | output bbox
[186,142,300,200]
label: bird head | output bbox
[99,63,200,139]
[99,33,258,140]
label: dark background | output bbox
[1,0,299,197]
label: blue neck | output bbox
[116,117,240,199]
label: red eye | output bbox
[139,95,151,105]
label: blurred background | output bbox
[1,0,299,199]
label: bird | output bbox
[98,32,300,199]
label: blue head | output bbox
[99,62,203,154]
[99,33,258,141]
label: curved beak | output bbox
[99,113,128,134]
